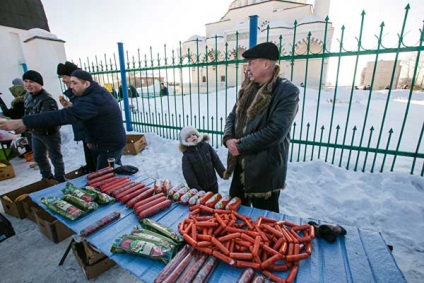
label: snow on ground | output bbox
[0,87,423,282]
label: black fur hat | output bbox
[242,42,279,61]
[57,61,79,76]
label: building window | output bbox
[221,75,225,82]
[202,76,206,83]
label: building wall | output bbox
[182,0,333,91]
[361,60,402,89]
[0,26,66,107]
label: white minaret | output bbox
[314,0,331,19]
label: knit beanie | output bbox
[57,61,79,76]
[71,70,93,82]
[22,70,43,86]
[12,78,24,86]
[179,126,203,146]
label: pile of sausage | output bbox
[178,205,314,283]
[86,168,171,219]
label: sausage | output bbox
[103,180,134,194]
[154,245,193,283]
[225,197,241,210]
[218,232,240,242]
[211,236,230,255]
[106,181,136,195]
[229,252,253,260]
[237,268,255,283]
[285,253,309,262]
[212,250,235,265]
[110,181,142,198]
[128,187,155,207]
[192,255,218,283]
[204,193,222,208]
[86,167,114,180]
[134,196,168,215]
[162,248,197,283]
[119,187,148,204]
[100,178,131,192]
[286,265,299,283]
[235,260,260,269]
[130,192,165,209]
[176,253,208,283]
[262,270,285,283]
[199,191,214,205]
[137,199,171,219]
[86,172,115,186]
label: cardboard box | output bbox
[0,159,15,181]
[22,196,41,222]
[72,241,116,280]
[35,209,74,243]
[122,134,147,155]
[1,178,57,219]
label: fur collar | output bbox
[237,65,280,123]
[179,134,210,152]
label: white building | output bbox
[181,0,333,92]
[0,0,66,108]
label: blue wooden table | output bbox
[30,173,406,283]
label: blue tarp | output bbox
[30,173,406,283]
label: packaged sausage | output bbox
[153,180,163,194]
[225,197,242,211]
[62,195,98,212]
[84,186,115,204]
[140,218,184,244]
[205,193,222,208]
[179,191,195,204]
[199,191,214,205]
[41,196,84,220]
[214,195,232,209]
[172,187,190,201]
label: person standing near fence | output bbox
[22,70,66,182]
[0,70,126,170]
[57,61,97,173]
[223,42,299,213]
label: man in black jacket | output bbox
[223,42,299,213]
[22,70,66,182]
[0,70,126,170]
[57,61,96,172]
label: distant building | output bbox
[0,0,66,106]
[360,60,401,90]
[181,0,333,93]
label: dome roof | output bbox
[184,35,205,43]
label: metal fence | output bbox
[77,5,423,176]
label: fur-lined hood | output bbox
[179,126,210,152]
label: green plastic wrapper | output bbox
[84,186,115,204]
[62,194,98,212]
[41,196,84,220]
[139,218,184,244]
[111,235,173,264]
[62,182,95,202]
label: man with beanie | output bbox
[57,61,96,173]
[0,70,126,170]
[22,70,66,183]
[223,42,299,213]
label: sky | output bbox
[1,86,423,282]
[41,0,424,62]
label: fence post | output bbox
[117,42,133,131]
[249,15,258,47]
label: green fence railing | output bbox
[75,4,423,176]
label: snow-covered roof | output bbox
[297,15,327,26]
[260,20,293,31]
[23,28,63,42]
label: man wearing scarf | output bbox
[223,42,299,213]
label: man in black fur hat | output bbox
[57,61,96,173]
[223,42,299,213]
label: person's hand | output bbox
[226,138,240,156]
[223,170,231,180]
[0,119,27,134]
[59,95,72,108]
[87,143,93,149]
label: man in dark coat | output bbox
[179,126,228,193]
[22,70,66,182]
[223,42,299,213]
[0,70,126,170]
[57,61,96,172]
